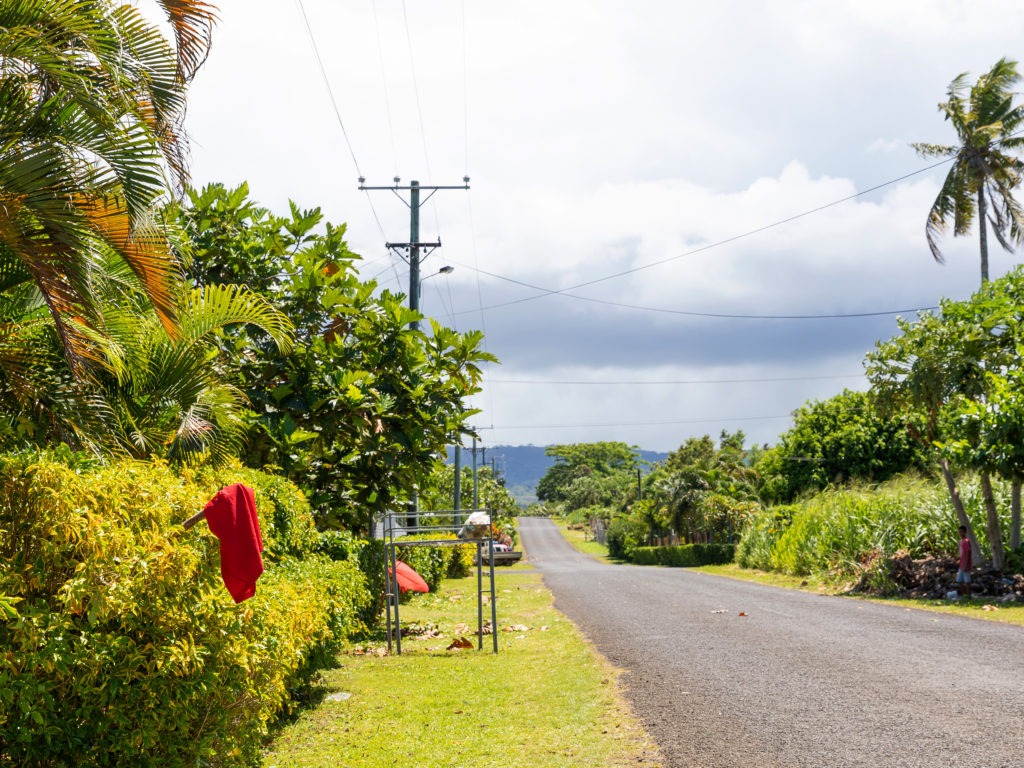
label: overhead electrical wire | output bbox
[400,0,444,240]
[491,414,792,431]
[371,0,400,179]
[456,265,937,320]
[488,373,864,385]
[450,157,959,320]
[296,0,403,291]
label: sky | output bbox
[181,0,1024,454]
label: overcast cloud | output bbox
[184,1,1024,452]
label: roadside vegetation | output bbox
[263,570,662,768]
[3,3,1024,765]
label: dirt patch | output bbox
[857,550,1024,600]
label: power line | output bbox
[487,373,864,385]
[490,414,792,430]
[450,158,957,319]
[371,0,400,178]
[400,0,442,238]
[452,262,938,319]
[295,0,400,286]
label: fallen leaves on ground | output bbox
[350,646,388,657]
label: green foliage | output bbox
[606,514,648,561]
[642,431,763,543]
[629,543,735,567]
[735,475,1010,580]
[735,505,797,570]
[536,442,640,505]
[173,183,496,533]
[0,452,369,767]
[314,530,387,625]
[756,390,930,503]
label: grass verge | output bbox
[262,570,663,768]
[553,519,617,563]
[550,520,1024,628]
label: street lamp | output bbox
[417,265,454,312]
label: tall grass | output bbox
[737,474,1012,579]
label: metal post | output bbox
[472,436,479,509]
[454,443,462,517]
[409,180,421,331]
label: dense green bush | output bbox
[630,543,735,567]
[0,452,369,767]
[606,515,647,560]
[735,475,1005,579]
[735,505,797,570]
[315,529,387,623]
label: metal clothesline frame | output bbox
[379,510,499,655]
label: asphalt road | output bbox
[517,517,1024,768]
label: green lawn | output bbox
[262,568,662,767]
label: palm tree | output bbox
[0,279,294,465]
[0,0,216,373]
[99,284,293,465]
[913,57,1024,284]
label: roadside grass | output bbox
[553,519,617,563]
[551,521,1024,629]
[699,563,1024,626]
[262,570,662,768]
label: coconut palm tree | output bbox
[913,57,1024,284]
[0,0,216,373]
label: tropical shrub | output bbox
[0,452,369,767]
[735,475,1006,580]
[630,543,735,567]
[606,514,648,560]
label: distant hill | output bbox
[447,444,669,507]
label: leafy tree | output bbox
[862,269,1024,569]
[535,442,640,504]
[174,183,496,533]
[928,267,1024,556]
[647,432,762,543]
[755,390,931,504]
[0,278,292,463]
[913,57,1024,283]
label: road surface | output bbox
[517,517,1024,768]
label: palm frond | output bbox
[178,284,294,353]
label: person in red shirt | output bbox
[956,525,972,599]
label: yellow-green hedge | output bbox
[0,452,370,767]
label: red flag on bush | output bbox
[202,484,264,603]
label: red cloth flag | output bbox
[389,560,429,593]
[203,483,264,603]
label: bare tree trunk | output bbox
[940,458,982,563]
[1012,478,1022,551]
[979,186,989,283]
[980,472,1006,571]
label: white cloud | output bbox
[184,0,1024,452]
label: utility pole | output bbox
[358,176,470,331]
[453,443,462,515]
[358,176,470,523]
[472,436,479,510]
